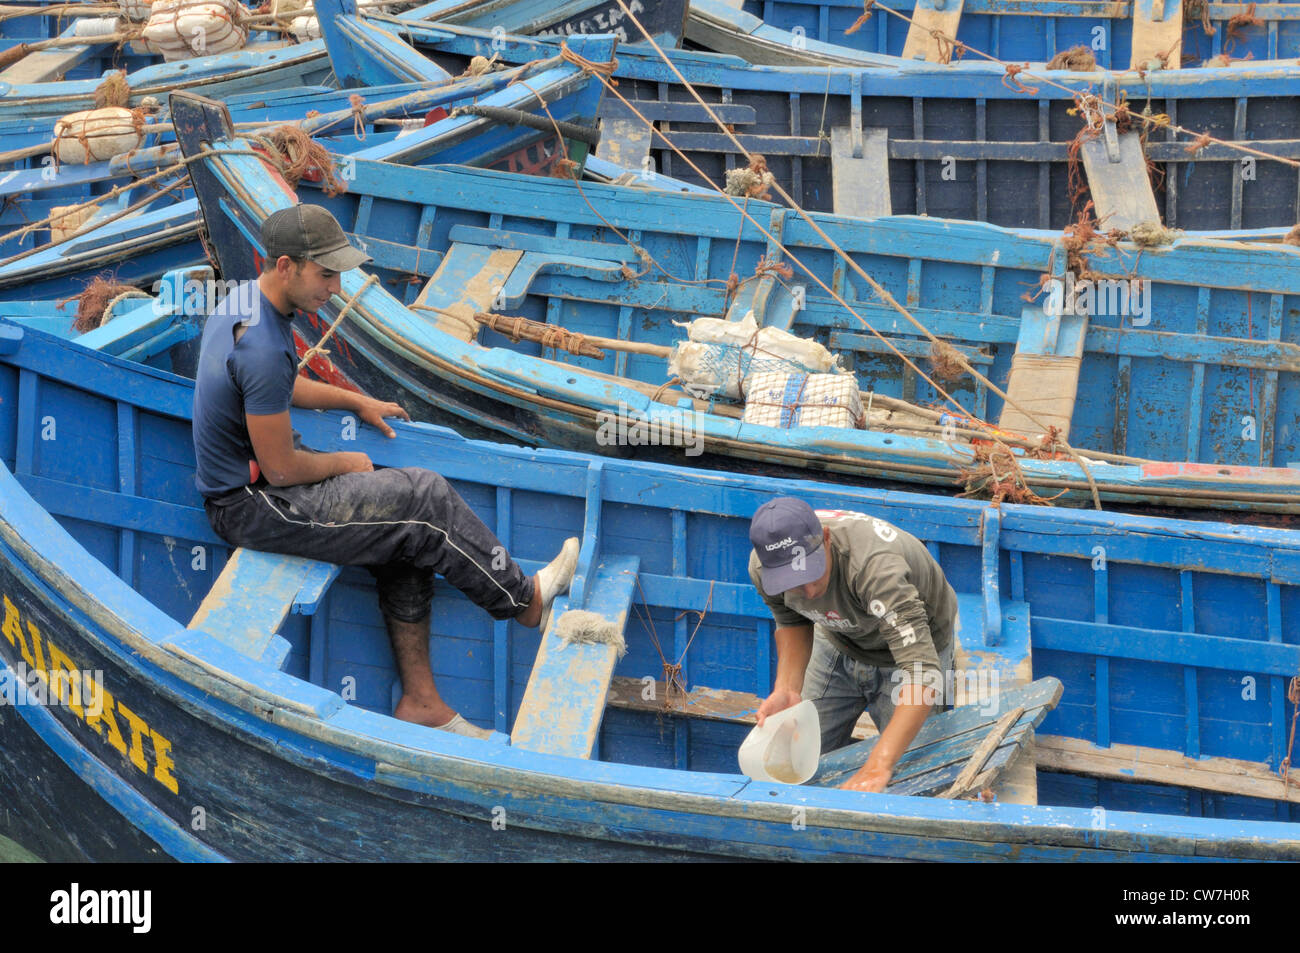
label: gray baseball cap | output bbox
[261,205,371,273]
[750,497,827,594]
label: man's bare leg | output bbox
[386,614,457,728]
[516,574,543,629]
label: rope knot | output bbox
[753,256,793,280]
[559,41,618,81]
[844,0,874,35]
[1001,63,1039,95]
[348,93,366,140]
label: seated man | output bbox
[193,204,578,739]
[748,497,958,792]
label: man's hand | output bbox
[756,688,802,727]
[335,451,374,474]
[840,764,892,793]
[357,397,410,438]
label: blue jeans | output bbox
[803,630,957,754]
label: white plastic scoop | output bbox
[738,700,821,784]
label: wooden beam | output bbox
[939,706,1025,798]
[1130,0,1183,69]
[1079,130,1162,231]
[1036,734,1300,803]
[607,677,1300,804]
[902,0,967,63]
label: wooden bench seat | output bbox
[188,549,341,669]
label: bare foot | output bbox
[393,694,456,728]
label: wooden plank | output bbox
[596,98,654,171]
[813,676,1060,780]
[446,225,639,263]
[411,244,523,342]
[998,304,1089,439]
[0,21,100,85]
[1130,0,1183,69]
[830,126,891,219]
[1037,734,1300,803]
[511,555,640,759]
[901,0,967,63]
[187,548,341,668]
[940,705,1026,798]
[1079,130,1161,231]
[812,680,1061,794]
[0,42,97,84]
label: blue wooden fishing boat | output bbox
[0,3,164,85]
[704,0,1300,67]
[330,2,1300,229]
[0,42,611,296]
[170,94,1300,516]
[409,0,691,46]
[0,42,609,241]
[0,263,219,375]
[0,34,331,120]
[2,313,1299,861]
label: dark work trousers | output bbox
[204,466,535,623]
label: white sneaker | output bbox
[537,537,580,633]
[434,713,492,740]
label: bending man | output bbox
[748,498,958,792]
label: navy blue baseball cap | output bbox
[750,497,827,594]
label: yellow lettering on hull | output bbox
[1,590,179,795]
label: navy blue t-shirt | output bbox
[192,285,297,498]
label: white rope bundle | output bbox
[74,16,123,36]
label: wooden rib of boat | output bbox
[2,314,1299,860]
[330,1,1300,229]
[173,92,1300,515]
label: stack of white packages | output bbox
[268,0,321,41]
[48,205,98,243]
[742,372,865,430]
[667,311,843,400]
[141,0,247,61]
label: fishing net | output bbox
[1046,45,1097,71]
[929,339,966,382]
[92,72,132,109]
[1128,221,1182,246]
[62,276,148,333]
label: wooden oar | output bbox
[0,28,134,72]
